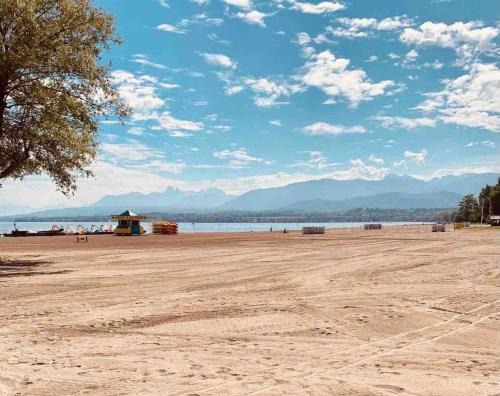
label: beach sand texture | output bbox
[1,227,499,395]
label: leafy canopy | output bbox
[455,194,480,223]
[0,0,128,194]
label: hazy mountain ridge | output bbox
[0,204,35,216]
[285,191,463,211]
[0,173,497,218]
[220,173,498,211]
[91,187,232,209]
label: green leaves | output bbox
[0,0,128,194]
[456,194,480,223]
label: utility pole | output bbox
[481,198,484,224]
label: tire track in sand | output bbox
[183,299,498,396]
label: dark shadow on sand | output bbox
[0,258,71,278]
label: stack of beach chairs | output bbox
[364,224,382,230]
[432,223,446,232]
[152,221,179,235]
[302,226,326,235]
[454,222,471,230]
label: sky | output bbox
[1,0,500,209]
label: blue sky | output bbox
[1,0,499,208]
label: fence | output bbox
[302,226,326,235]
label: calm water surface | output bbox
[0,221,425,234]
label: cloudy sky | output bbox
[1,0,500,209]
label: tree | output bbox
[478,184,493,222]
[455,194,480,223]
[0,0,128,194]
[490,183,500,216]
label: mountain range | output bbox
[91,187,232,210]
[221,173,498,211]
[0,173,498,218]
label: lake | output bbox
[0,221,426,235]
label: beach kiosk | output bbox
[111,210,147,236]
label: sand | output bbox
[0,226,499,395]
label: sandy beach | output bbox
[1,226,499,395]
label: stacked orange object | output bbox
[152,221,179,235]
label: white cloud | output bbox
[299,51,395,106]
[111,70,165,120]
[424,164,500,179]
[377,16,413,31]
[179,13,224,28]
[127,127,145,136]
[390,49,445,71]
[328,16,412,38]
[168,131,193,138]
[393,159,407,168]
[333,159,390,180]
[155,112,204,133]
[111,70,203,135]
[465,141,496,149]
[368,154,385,164]
[366,55,378,63]
[243,77,302,107]
[404,149,428,165]
[131,54,168,70]
[236,10,268,27]
[212,124,232,132]
[225,85,244,95]
[130,160,187,174]
[295,32,311,46]
[200,53,236,68]
[0,161,190,208]
[303,122,366,136]
[288,151,340,170]
[290,1,345,15]
[405,49,418,62]
[222,0,252,9]
[400,21,499,67]
[100,142,163,162]
[416,63,500,133]
[157,23,184,34]
[213,148,270,168]
[202,160,389,195]
[159,82,180,89]
[269,120,282,126]
[373,115,437,129]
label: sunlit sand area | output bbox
[1,226,498,395]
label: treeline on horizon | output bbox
[7,208,456,224]
[454,178,500,223]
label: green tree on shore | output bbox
[0,0,128,194]
[478,184,493,222]
[490,181,500,216]
[477,178,500,222]
[455,194,480,223]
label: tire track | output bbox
[243,299,499,395]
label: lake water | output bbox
[0,221,425,235]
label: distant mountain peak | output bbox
[90,186,231,210]
[221,172,499,211]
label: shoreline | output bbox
[0,220,437,236]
